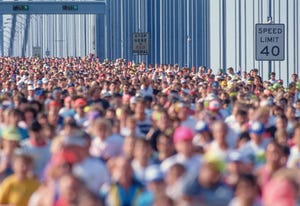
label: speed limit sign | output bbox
[255,24,285,61]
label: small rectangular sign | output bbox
[32,46,42,57]
[132,32,150,55]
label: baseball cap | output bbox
[203,153,225,173]
[17,81,25,88]
[195,121,209,133]
[221,81,227,87]
[27,85,35,91]
[37,80,42,85]
[212,81,219,88]
[42,78,49,84]
[273,83,282,90]
[0,101,13,110]
[227,150,243,162]
[145,165,164,183]
[52,149,80,165]
[48,100,61,108]
[67,83,75,88]
[62,135,89,147]
[208,100,221,111]
[181,79,187,84]
[74,98,87,108]
[173,126,194,144]
[26,80,34,85]
[130,96,137,104]
[103,92,112,98]
[176,102,189,109]
[1,127,22,141]
[249,121,265,135]
[206,93,217,101]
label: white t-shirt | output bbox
[287,146,300,168]
[181,116,197,132]
[131,160,152,185]
[120,127,144,138]
[137,118,152,136]
[73,157,110,193]
[239,140,269,168]
[140,86,153,97]
[225,115,236,125]
[229,197,262,206]
[74,113,88,127]
[20,140,51,179]
[268,79,278,84]
[226,122,241,149]
[59,107,75,119]
[90,134,124,160]
[161,153,202,177]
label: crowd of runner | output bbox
[0,56,299,206]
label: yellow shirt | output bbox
[0,174,40,206]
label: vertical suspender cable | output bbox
[244,0,247,72]
[287,0,289,82]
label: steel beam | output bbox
[0,1,106,15]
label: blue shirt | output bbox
[136,190,154,206]
[182,176,233,206]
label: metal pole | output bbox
[268,0,272,78]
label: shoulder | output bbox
[160,155,177,173]
[1,175,18,185]
[215,183,234,196]
[27,177,40,186]
[290,146,299,154]
[228,197,239,206]
[107,134,124,143]
[239,142,255,157]
[20,139,31,147]
[181,175,201,196]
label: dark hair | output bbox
[13,152,33,165]
[280,145,290,157]
[276,114,288,123]
[29,120,42,132]
[23,107,38,119]
[235,173,257,191]
[236,109,247,117]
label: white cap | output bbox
[27,85,35,91]
[26,80,33,85]
[42,78,49,84]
